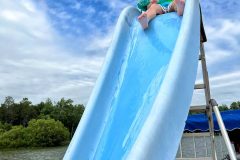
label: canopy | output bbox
[184,110,240,132]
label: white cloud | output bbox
[210,71,240,104]
[72,2,81,10]
[84,31,113,53]
[192,70,240,106]
[204,19,240,65]
[192,18,240,106]
[1,0,239,108]
[210,71,240,83]
[0,0,107,105]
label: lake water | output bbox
[0,146,67,160]
[0,135,235,160]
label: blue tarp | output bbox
[184,110,240,132]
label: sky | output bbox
[0,0,239,106]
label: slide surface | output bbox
[64,0,200,159]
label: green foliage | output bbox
[2,96,14,108]
[189,101,240,114]
[27,119,70,147]
[0,119,69,148]
[0,125,29,148]
[230,101,240,110]
[49,98,84,137]
[0,122,11,135]
[39,98,54,115]
[0,97,38,126]
[0,96,85,148]
[0,96,85,138]
[218,104,229,111]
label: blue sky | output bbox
[0,0,239,106]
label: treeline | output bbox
[0,119,69,148]
[0,96,85,148]
[190,101,240,114]
[218,101,240,111]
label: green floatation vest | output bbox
[137,0,173,11]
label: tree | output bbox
[0,97,38,126]
[39,98,54,115]
[0,96,15,123]
[0,105,6,123]
[0,122,12,135]
[2,96,15,108]
[230,102,240,110]
[0,119,70,148]
[19,98,36,126]
[27,119,70,147]
[238,101,240,107]
[56,98,73,108]
[70,104,84,136]
[0,97,85,138]
[0,125,28,148]
[218,104,229,111]
[50,99,85,137]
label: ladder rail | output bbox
[188,43,237,160]
[210,99,237,160]
[199,43,217,160]
[186,11,236,158]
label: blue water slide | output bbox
[64,0,200,159]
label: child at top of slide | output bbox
[137,0,185,29]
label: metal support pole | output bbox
[179,140,183,158]
[210,99,237,160]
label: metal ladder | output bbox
[177,5,236,160]
[189,21,236,159]
[190,41,218,160]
